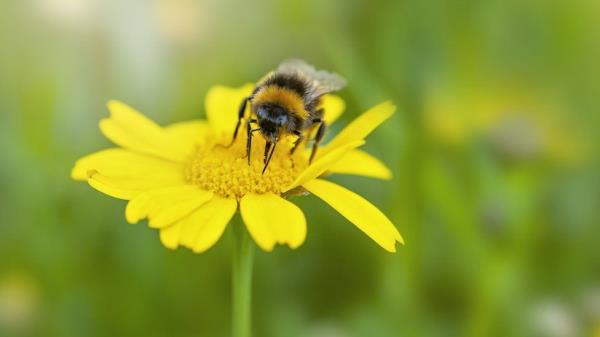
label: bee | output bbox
[229,59,347,174]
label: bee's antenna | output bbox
[263,141,272,164]
[262,140,277,175]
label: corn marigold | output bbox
[71,84,404,252]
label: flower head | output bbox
[72,84,404,252]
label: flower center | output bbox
[185,133,308,199]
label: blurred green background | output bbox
[1,0,599,336]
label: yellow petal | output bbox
[328,149,392,180]
[317,101,395,160]
[72,148,183,180]
[149,197,211,229]
[176,196,237,253]
[286,140,364,191]
[125,186,213,228]
[86,171,184,200]
[160,222,181,249]
[205,84,254,139]
[100,100,181,161]
[164,120,211,160]
[72,149,185,200]
[86,173,144,200]
[240,193,306,251]
[303,179,403,252]
[319,94,345,124]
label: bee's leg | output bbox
[262,141,277,175]
[309,120,326,164]
[228,96,249,146]
[289,130,304,155]
[246,119,259,165]
[315,108,325,120]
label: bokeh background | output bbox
[1,0,599,336]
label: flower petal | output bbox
[125,186,213,228]
[328,149,392,180]
[72,149,185,200]
[205,84,254,139]
[86,172,186,201]
[319,94,345,124]
[303,179,403,252]
[159,221,181,249]
[240,193,306,251]
[72,148,183,181]
[317,101,395,160]
[175,196,237,252]
[86,173,145,200]
[160,195,237,253]
[285,140,364,191]
[164,120,211,160]
[100,100,181,161]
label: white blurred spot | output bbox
[103,0,169,104]
[532,300,578,337]
[153,0,211,45]
[33,0,96,29]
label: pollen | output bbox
[185,135,308,200]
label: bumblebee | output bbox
[230,59,346,173]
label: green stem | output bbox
[232,222,254,337]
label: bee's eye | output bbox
[276,115,288,125]
[257,108,267,118]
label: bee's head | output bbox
[255,104,289,142]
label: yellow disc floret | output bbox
[185,135,308,200]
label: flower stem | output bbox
[232,222,254,337]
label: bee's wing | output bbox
[277,59,347,96]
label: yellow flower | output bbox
[71,84,404,253]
